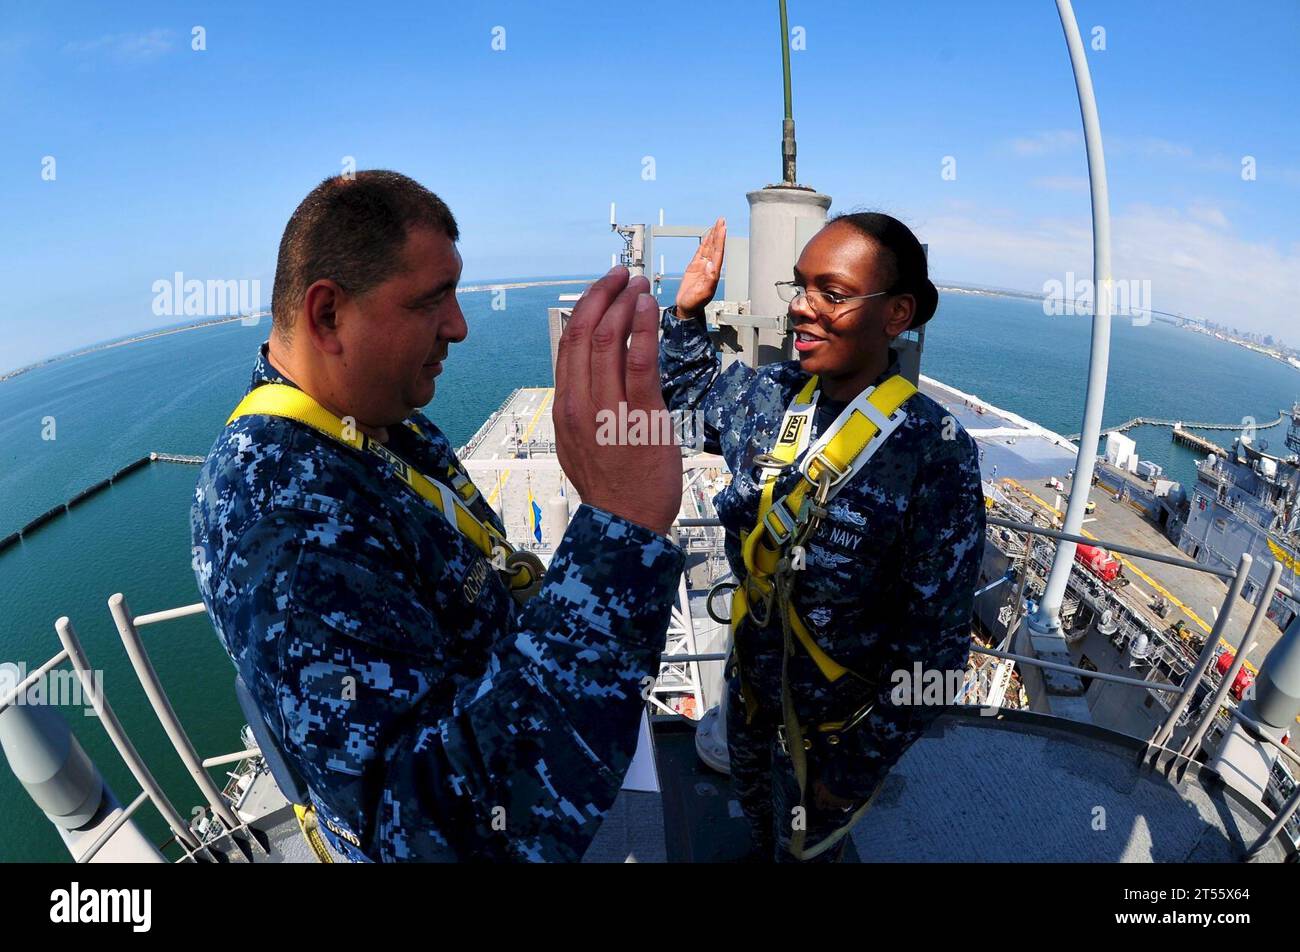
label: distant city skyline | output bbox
[2,0,1296,373]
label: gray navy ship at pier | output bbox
[1,0,1298,864]
[1179,405,1300,634]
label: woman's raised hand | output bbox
[674,217,726,320]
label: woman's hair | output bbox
[827,211,938,329]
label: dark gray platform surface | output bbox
[851,709,1293,863]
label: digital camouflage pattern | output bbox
[192,344,684,862]
[660,309,985,860]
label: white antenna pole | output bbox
[1026,0,1114,720]
[610,202,617,227]
[659,208,664,226]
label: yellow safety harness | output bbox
[227,383,544,603]
[726,371,918,860]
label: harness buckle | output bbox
[449,470,480,505]
[503,549,545,603]
[804,450,851,492]
[762,496,799,546]
[840,699,877,734]
[786,701,878,755]
[744,576,775,627]
[776,725,813,756]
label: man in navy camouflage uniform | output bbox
[661,213,985,861]
[193,171,684,862]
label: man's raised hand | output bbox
[554,267,682,537]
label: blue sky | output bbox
[1,0,1297,372]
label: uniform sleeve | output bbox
[827,424,986,797]
[659,307,755,457]
[233,502,684,862]
[898,426,985,686]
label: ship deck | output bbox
[458,387,568,548]
[459,386,727,568]
[920,376,1284,668]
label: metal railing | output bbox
[1234,708,1300,858]
[110,594,244,837]
[1,601,267,864]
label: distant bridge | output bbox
[1064,411,1286,442]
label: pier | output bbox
[1063,410,1285,443]
[0,452,206,554]
[1170,426,1229,457]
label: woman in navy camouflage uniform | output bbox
[660,212,985,862]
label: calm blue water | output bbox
[0,280,1296,861]
[924,293,1298,482]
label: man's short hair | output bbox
[271,170,459,340]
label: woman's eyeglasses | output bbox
[774,281,890,320]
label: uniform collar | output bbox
[249,341,298,393]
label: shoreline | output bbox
[5,277,1294,384]
[0,314,256,384]
[940,284,1299,375]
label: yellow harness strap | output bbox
[227,384,540,598]
[733,373,918,682]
